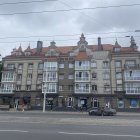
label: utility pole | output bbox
[43,69,47,112]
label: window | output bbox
[7,64,15,70]
[59,63,64,68]
[117,99,124,108]
[75,61,90,70]
[104,84,110,92]
[92,85,97,91]
[28,64,33,69]
[91,61,97,68]
[68,74,74,79]
[116,72,122,79]
[16,85,21,91]
[125,60,135,66]
[103,72,110,80]
[43,83,57,93]
[130,99,139,108]
[17,74,22,81]
[59,85,64,91]
[59,74,64,79]
[44,62,57,70]
[68,85,74,91]
[27,74,32,80]
[75,83,90,93]
[69,63,74,68]
[18,64,23,69]
[36,84,42,90]
[26,85,31,91]
[115,61,121,68]
[117,85,123,91]
[92,73,97,79]
[75,71,89,81]
[37,74,43,81]
[103,61,109,68]
[38,63,43,69]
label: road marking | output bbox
[58,132,140,138]
[0,130,28,133]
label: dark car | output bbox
[103,108,117,116]
[88,107,103,116]
[88,107,116,116]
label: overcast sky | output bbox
[0,0,140,57]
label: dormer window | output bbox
[114,47,120,52]
[24,52,31,56]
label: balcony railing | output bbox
[43,78,57,82]
[75,77,90,81]
[75,89,90,93]
[2,67,16,71]
[124,64,140,69]
[1,78,15,82]
[75,66,90,70]
[125,77,140,81]
[44,67,57,71]
[0,88,14,94]
[126,88,140,94]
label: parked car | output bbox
[88,107,103,116]
[88,107,116,116]
[103,108,117,116]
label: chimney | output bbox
[37,41,43,53]
[97,37,103,51]
[98,37,101,46]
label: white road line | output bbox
[0,130,28,133]
[58,132,140,138]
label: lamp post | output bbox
[43,69,47,112]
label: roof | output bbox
[75,51,90,60]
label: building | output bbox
[0,34,140,111]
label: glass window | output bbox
[68,74,74,79]
[103,72,110,80]
[115,61,121,68]
[130,99,139,108]
[26,85,31,91]
[38,63,43,69]
[117,99,124,108]
[125,60,135,66]
[59,74,64,79]
[103,61,109,68]
[59,63,64,68]
[91,61,97,68]
[116,72,122,79]
[18,64,23,69]
[104,85,110,92]
[92,73,97,79]
[59,85,64,91]
[92,85,97,91]
[16,85,21,91]
[69,63,74,68]
[7,64,15,69]
[28,64,33,69]
[17,74,22,81]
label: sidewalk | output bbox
[7,109,140,116]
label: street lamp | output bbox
[43,70,47,112]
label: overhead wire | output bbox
[0,3,140,16]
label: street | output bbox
[0,111,140,140]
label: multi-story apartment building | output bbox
[0,34,139,111]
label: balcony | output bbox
[0,88,14,94]
[124,77,140,81]
[75,89,90,93]
[1,78,15,82]
[125,88,140,95]
[2,67,16,71]
[75,77,90,82]
[75,66,90,70]
[44,67,57,71]
[124,64,140,69]
[43,78,58,82]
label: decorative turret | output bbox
[130,36,138,50]
[77,33,88,49]
[49,40,56,48]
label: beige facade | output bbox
[0,35,140,111]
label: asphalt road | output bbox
[0,111,140,140]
